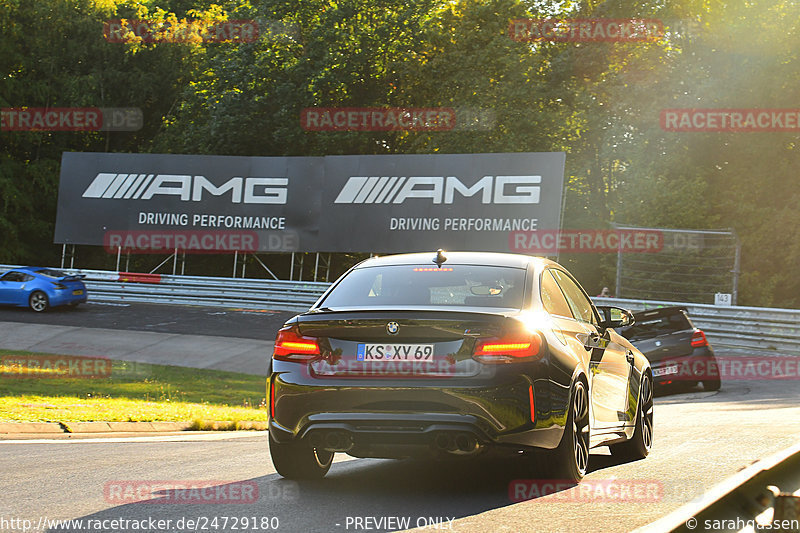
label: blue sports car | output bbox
[0,267,87,312]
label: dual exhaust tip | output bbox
[308,430,354,452]
[433,432,481,455]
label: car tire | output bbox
[269,433,333,480]
[29,291,49,313]
[548,380,590,482]
[611,373,653,461]
[703,377,721,391]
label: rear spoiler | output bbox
[632,306,689,320]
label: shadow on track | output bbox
[46,451,639,533]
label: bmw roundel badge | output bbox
[386,321,400,335]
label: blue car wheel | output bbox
[29,291,49,312]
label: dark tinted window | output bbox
[320,265,526,309]
[540,270,573,318]
[0,272,25,282]
[621,311,692,341]
[551,269,598,325]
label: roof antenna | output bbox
[433,249,447,268]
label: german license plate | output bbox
[652,364,678,377]
[72,290,84,296]
[356,343,434,361]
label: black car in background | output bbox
[619,306,720,391]
[268,251,652,481]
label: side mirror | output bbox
[596,305,635,329]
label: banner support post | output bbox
[299,254,304,281]
[326,253,332,282]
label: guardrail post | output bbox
[733,236,741,306]
[61,244,66,269]
[289,252,295,281]
[314,253,320,281]
[116,246,122,272]
[769,486,800,525]
[172,247,178,275]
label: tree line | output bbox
[1,0,798,307]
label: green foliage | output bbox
[1,0,798,306]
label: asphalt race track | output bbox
[1,380,799,532]
[0,301,295,341]
[2,302,800,532]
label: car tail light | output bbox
[691,329,709,347]
[51,282,66,290]
[273,327,321,362]
[529,385,536,423]
[473,334,541,364]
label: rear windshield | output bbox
[35,269,67,279]
[620,311,692,340]
[319,265,526,309]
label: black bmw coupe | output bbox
[268,251,652,481]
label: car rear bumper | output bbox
[49,291,88,307]
[649,347,716,385]
[269,366,565,456]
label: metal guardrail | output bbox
[0,264,329,313]
[638,439,800,532]
[2,264,799,353]
[595,296,800,355]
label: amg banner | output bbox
[320,153,565,252]
[54,151,564,253]
[54,152,323,253]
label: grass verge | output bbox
[0,350,268,423]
